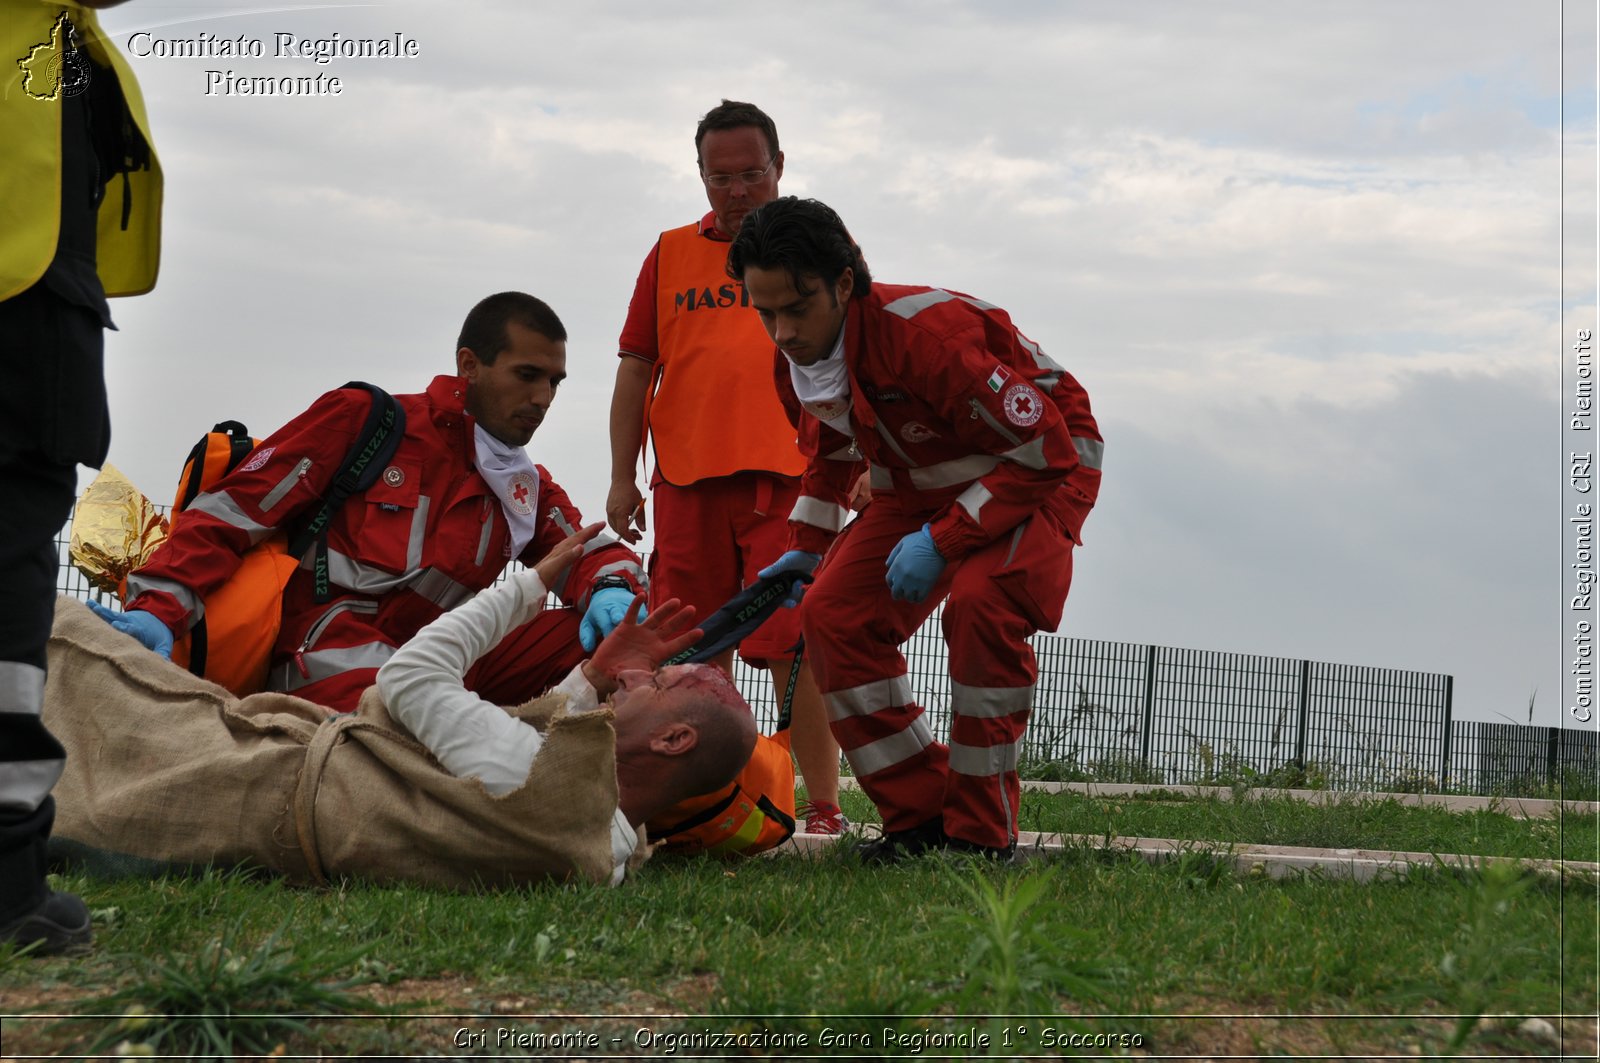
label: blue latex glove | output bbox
[86,600,174,659]
[757,550,822,608]
[580,586,641,652]
[885,524,946,603]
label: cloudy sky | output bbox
[80,1,1596,728]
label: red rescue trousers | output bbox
[294,608,587,713]
[800,493,1075,849]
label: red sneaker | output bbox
[797,799,850,836]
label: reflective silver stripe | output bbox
[0,759,64,813]
[908,453,1000,490]
[957,293,1000,311]
[124,572,205,623]
[969,397,1024,447]
[948,738,1021,777]
[189,490,274,540]
[1073,436,1105,470]
[903,439,1044,492]
[1035,372,1062,393]
[1002,436,1048,471]
[956,481,992,522]
[474,507,494,566]
[406,496,430,573]
[789,496,849,533]
[0,661,45,715]
[260,457,311,513]
[951,680,1034,719]
[268,642,396,693]
[883,289,954,319]
[874,419,916,464]
[1002,521,1027,567]
[583,530,626,557]
[411,568,476,610]
[320,548,415,594]
[846,715,935,776]
[869,464,893,489]
[824,674,914,723]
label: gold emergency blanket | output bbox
[67,464,167,597]
[43,596,643,890]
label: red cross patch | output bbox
[1002,383,1042,427]
[506,471,537,516]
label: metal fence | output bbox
[1446,721,1600,796]
[51,519,1594,796]
[737,608,1459,792]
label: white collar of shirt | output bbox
[787,328,853,437]
[474,424,539,559]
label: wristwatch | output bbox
[592,575,633,593]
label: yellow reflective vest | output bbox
[1,1,162,301]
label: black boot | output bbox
[854,817,947,864]
[1,798,91,957]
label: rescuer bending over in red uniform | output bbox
[728,197,1104,861]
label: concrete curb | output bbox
[771,830,1599,883]
[833,776,1597,818]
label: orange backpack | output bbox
[163,420,299,696]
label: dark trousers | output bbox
[0,75,113,918]
[0,287,103,917]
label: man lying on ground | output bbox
[45,525,756,889]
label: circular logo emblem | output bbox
[1002,384,1043,427]
[804,399,850,423]
[900,421,938,443]
[506,471,537,516]
[239,446,276,473]
[382,466,405,487]
[49,49,93,99]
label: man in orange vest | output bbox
[606,100,844,834]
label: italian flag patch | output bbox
[986,366,1010,393]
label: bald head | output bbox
[611,664,758,812]
[663,669,758,796]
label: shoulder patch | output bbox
[239,446,276,473]
[1002,384,1042,427]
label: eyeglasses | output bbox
[700,157,776,190]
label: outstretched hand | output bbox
[534,521,603,589]
[582,594,702,697]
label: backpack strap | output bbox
[284,382,406,602]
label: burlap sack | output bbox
[44,596,642,889]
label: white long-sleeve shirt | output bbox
[375,568,637,885]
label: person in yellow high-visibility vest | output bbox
[0,0,161,956]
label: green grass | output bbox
[2,838,1594,1058]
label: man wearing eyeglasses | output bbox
[607,100,845,837]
